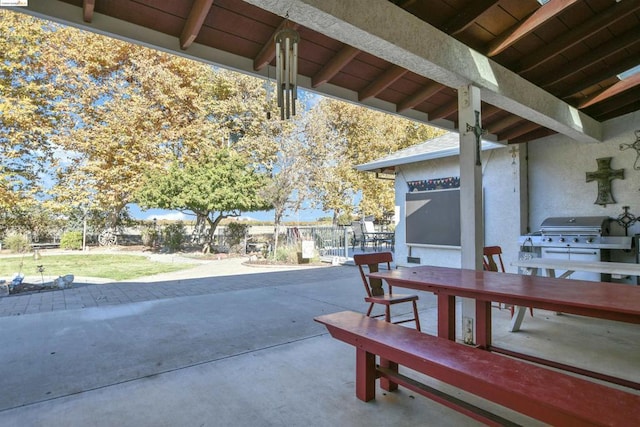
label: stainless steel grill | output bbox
[519,216,632,281]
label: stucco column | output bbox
[458,84,484,344]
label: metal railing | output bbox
[287,226,349,262]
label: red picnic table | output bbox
[369,265,640,390]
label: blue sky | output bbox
[128,204,329,223]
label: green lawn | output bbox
[0,254,194,281]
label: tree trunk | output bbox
[333,210,340,227]
[203,214,224,254]
[272,209,284,259]
[193,213,208,245]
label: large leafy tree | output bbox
[305,99,444,223]
[0,10,280,237]
[136,149,272,252]
[0,11,62,222]
[1,9,444,241]
[13,17,273,230]
[47,34,220,227]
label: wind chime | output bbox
[274,19,299,120]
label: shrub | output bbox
[4,234,30,253]
[141,225,159,247]
[226,222,249,253]
[274,244,299,264]
[163,221,186,252]
[60,231,83,250]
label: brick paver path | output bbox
[0,255,353,317]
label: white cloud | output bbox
[145,212,188,221]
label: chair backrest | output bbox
[351,221,364,238]
[483,246,505,272]
[362,220,376,233]
[353,252,393,297]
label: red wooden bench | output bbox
[315,311,640,427]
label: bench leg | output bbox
[356,348,376,401]
[379,359,398,392]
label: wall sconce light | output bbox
[274,23,299,120]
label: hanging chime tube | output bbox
[275,37,283,115]
[285,36,291,119]
[292,37,298,116]
[274,26,299,120]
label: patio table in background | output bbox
[371,231,394,250]
[511,257,640,280]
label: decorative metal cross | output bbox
[619,130,640,170]
[585,157,624,206]
[466,110,486,166]
[616,206,637,236]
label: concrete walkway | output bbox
[0,256,638,426]
[0,255,329,317]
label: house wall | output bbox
[527,112,640,267]
[393,110,639,272]
[394,146,526,271]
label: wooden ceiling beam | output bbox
[558,56,640,98]
[584,88,640,116]
[578,73,640,109]
[589,93,640,121]
[396,0,417,8]
[82,0,95,23]
[445,0,500,36]
[485,114,523,134]
[515,0,640,73]
[498,122,541,141]
[486,0,580,57]
[539,29,640,88]
[396,82,444,112]
[180,0,215,50]
[428,99,458,120]
[311,45,360,88]
[358,65,407,101]
[508,128,556,145]
[253,20,299,71]
[481,104,502,120]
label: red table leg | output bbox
[438,293,456,340]
[475,299,492,349]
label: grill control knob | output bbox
[573,238,579,243]
[544,237,552,242]
[587,238,593,243]
[559,237,565,243]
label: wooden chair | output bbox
[483,246,533,317]
[353,252,421,331]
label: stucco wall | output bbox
[527,112,640,266]
[528,113,640,238]
[392,110,639,272]
[394,145,526,271]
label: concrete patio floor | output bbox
[0,257,638,426]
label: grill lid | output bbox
[540,216,609,234]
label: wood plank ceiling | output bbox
[61,0,640,145]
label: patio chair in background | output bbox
[483,246,533,317]
[354,252,421,331]
[351,221,377,251]
[366,220,395,250]
[362,220,376,234]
